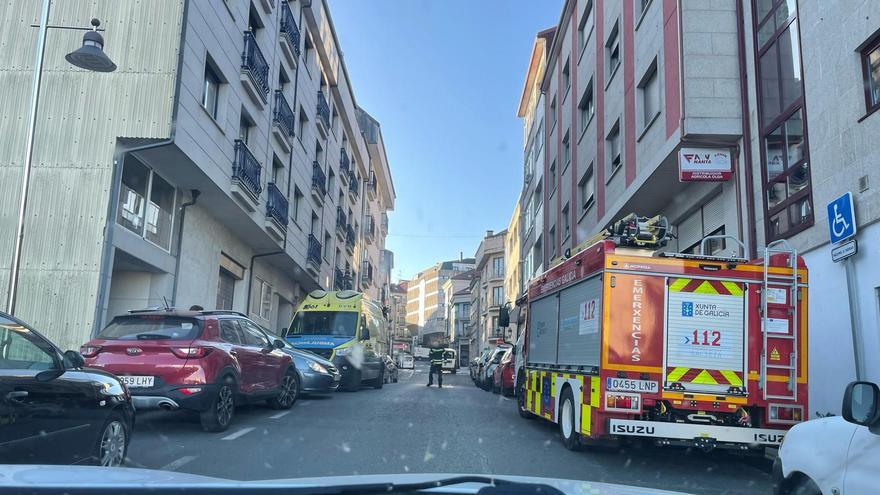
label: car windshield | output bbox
[98,316,201,340]
[289,311,358,337]
[4,0,847,493]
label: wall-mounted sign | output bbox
[678,147,733,182]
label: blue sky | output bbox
[330,0,562,281]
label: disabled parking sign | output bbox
[826,192,856,244]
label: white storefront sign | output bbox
[678,147,733,182]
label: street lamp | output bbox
[6,0,116,314]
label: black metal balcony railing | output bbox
[307,234,322,267]
[317,90,331,130]
[365,219,376,240]
[241,31,270,98]
[279,1,301,58]
[333,268,345,290]
[336,206,347,231]
[348,172,359,197]
[368,174,377,196]
[266,182,289,227]
[339,148,350,175]
[346,225,356,249]
[311,161,326,197]
[273,90,295,139]
[233,140,263,198]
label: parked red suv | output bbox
[82,310,297,432]
[492,348,515,396]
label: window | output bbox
[240,111,255,146]
[578,1,594,54]
[304,32,314,68]
[0,321,57,369]
[492,257,504,278]
[533,235,543,271]
[492,286,504,307]
[202,58,222,119]
[606,121,621,177]
[533,179,543,210]
[639,60,660,129]
[279,67,290,90]
[117,157,176,251]
[639,0,651,15]
[861,35,880,114]
[217,268,236,310]
[562,203,570,240]
[328,169,336,200]
[549,96,557,130]
[251,278,272,320]
[754,0,812,240]
[549,226,557,259]
[606,22,620,81]
[682,227,727,256]
[562,59,571,95]
[297,106,308,139]
[240,319,271,347]
[247,2,264,32]
[562,131,571,169]
[310,212,319,235]
[219,319,242,345]
[292,187,303,224]
[324,232,331,258]
[578,78,594,133]
[578,165,595,212]
[549,160,557,196]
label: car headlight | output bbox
[334,347,352,356]
[309,361,328,374]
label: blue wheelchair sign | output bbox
[827,192,857,244]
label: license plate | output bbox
[120,375,155,388]
[606,377,659,394]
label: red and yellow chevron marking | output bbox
[668,278,744,296]
[666,366,743,386]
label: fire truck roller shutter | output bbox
[528,295,559,365]
[557,274,602,367]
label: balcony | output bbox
[380,213,389,235]
[278,0,300,66]
[347,171,359,201]
[272,90,295,152]
[364,217,375,243]
[345,224,356,254]
[316,90,331,137]
[333,268,345,291]
[231,140,263,211]
[265,182,288,240]
[335,206,347,241]
[339,148,350,179]
[311,161,326,204]
[367,173,377,200]
[257,0,274,14]
[361,266,373,288]
[307,234,322,275]
[240,31,270,106]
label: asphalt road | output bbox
[126,362,772,494]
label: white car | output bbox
[396,353,414,369]
[441,348,456,373]
[774,381,880,495]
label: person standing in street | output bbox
[427,346,444,388]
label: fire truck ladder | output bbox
[760,239,799,401]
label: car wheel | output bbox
[559,388,582,451]
[373,367,384,389]
[517,376,534,419]
[783,475,821,495]
[268,369,298,410]
[92,412,128,467]
[201,379,235,432]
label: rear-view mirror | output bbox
[62,350,85,369]
[273,339,286,350]
[842,381,880,427]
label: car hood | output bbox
[0,466,692,494]
[280,346,335,367]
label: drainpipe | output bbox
[246,250,284,318]
[170,189,201,306]
[735,0,758,258]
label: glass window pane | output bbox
[768,210,790,238]
[775,0,797,27]
[117,158,150,235]
[779,21,802,110]
[765,126,784,180]
[789,197,812,227]
[757,18,776,48]
[869,47,880,106]
[787,163,809,195]
[760,44,782,125]
[785,110,804,164]
[767,180,787,209]
[146,173,175,250]
[0,324,56,370]
[755,0,775,25]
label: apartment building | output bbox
[468,230,507,352]
[503,201,524,342]
[519,0,880,415]
[388,281,407,340]
[405,257,475,341]
[442,271,475,366]
[0,0,393,350]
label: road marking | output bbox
[161,455,197,471]
[270,410,292,419]
[222,426,255,440]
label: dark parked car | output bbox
[480,345,511,391]
[492,348,515,396]
[382,355,399,384]
[82,310,296,432]
[0,311,134,466]
[265,330,340,395]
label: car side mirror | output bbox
[362,327,370,340]
[842,381,880,427]
[273,339,286,350]
[280,327,288,336]
[62,350,85,369]
[510,347,517,356]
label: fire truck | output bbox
[516,214,807,452]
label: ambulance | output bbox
[285,290,389,391]
[517,214,807,453]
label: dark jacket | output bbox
[429,348,445,365]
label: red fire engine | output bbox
[517,215,807,452]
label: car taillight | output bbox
[170,347,212,359]
[80,345,102,357]
[769,404,803,423]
